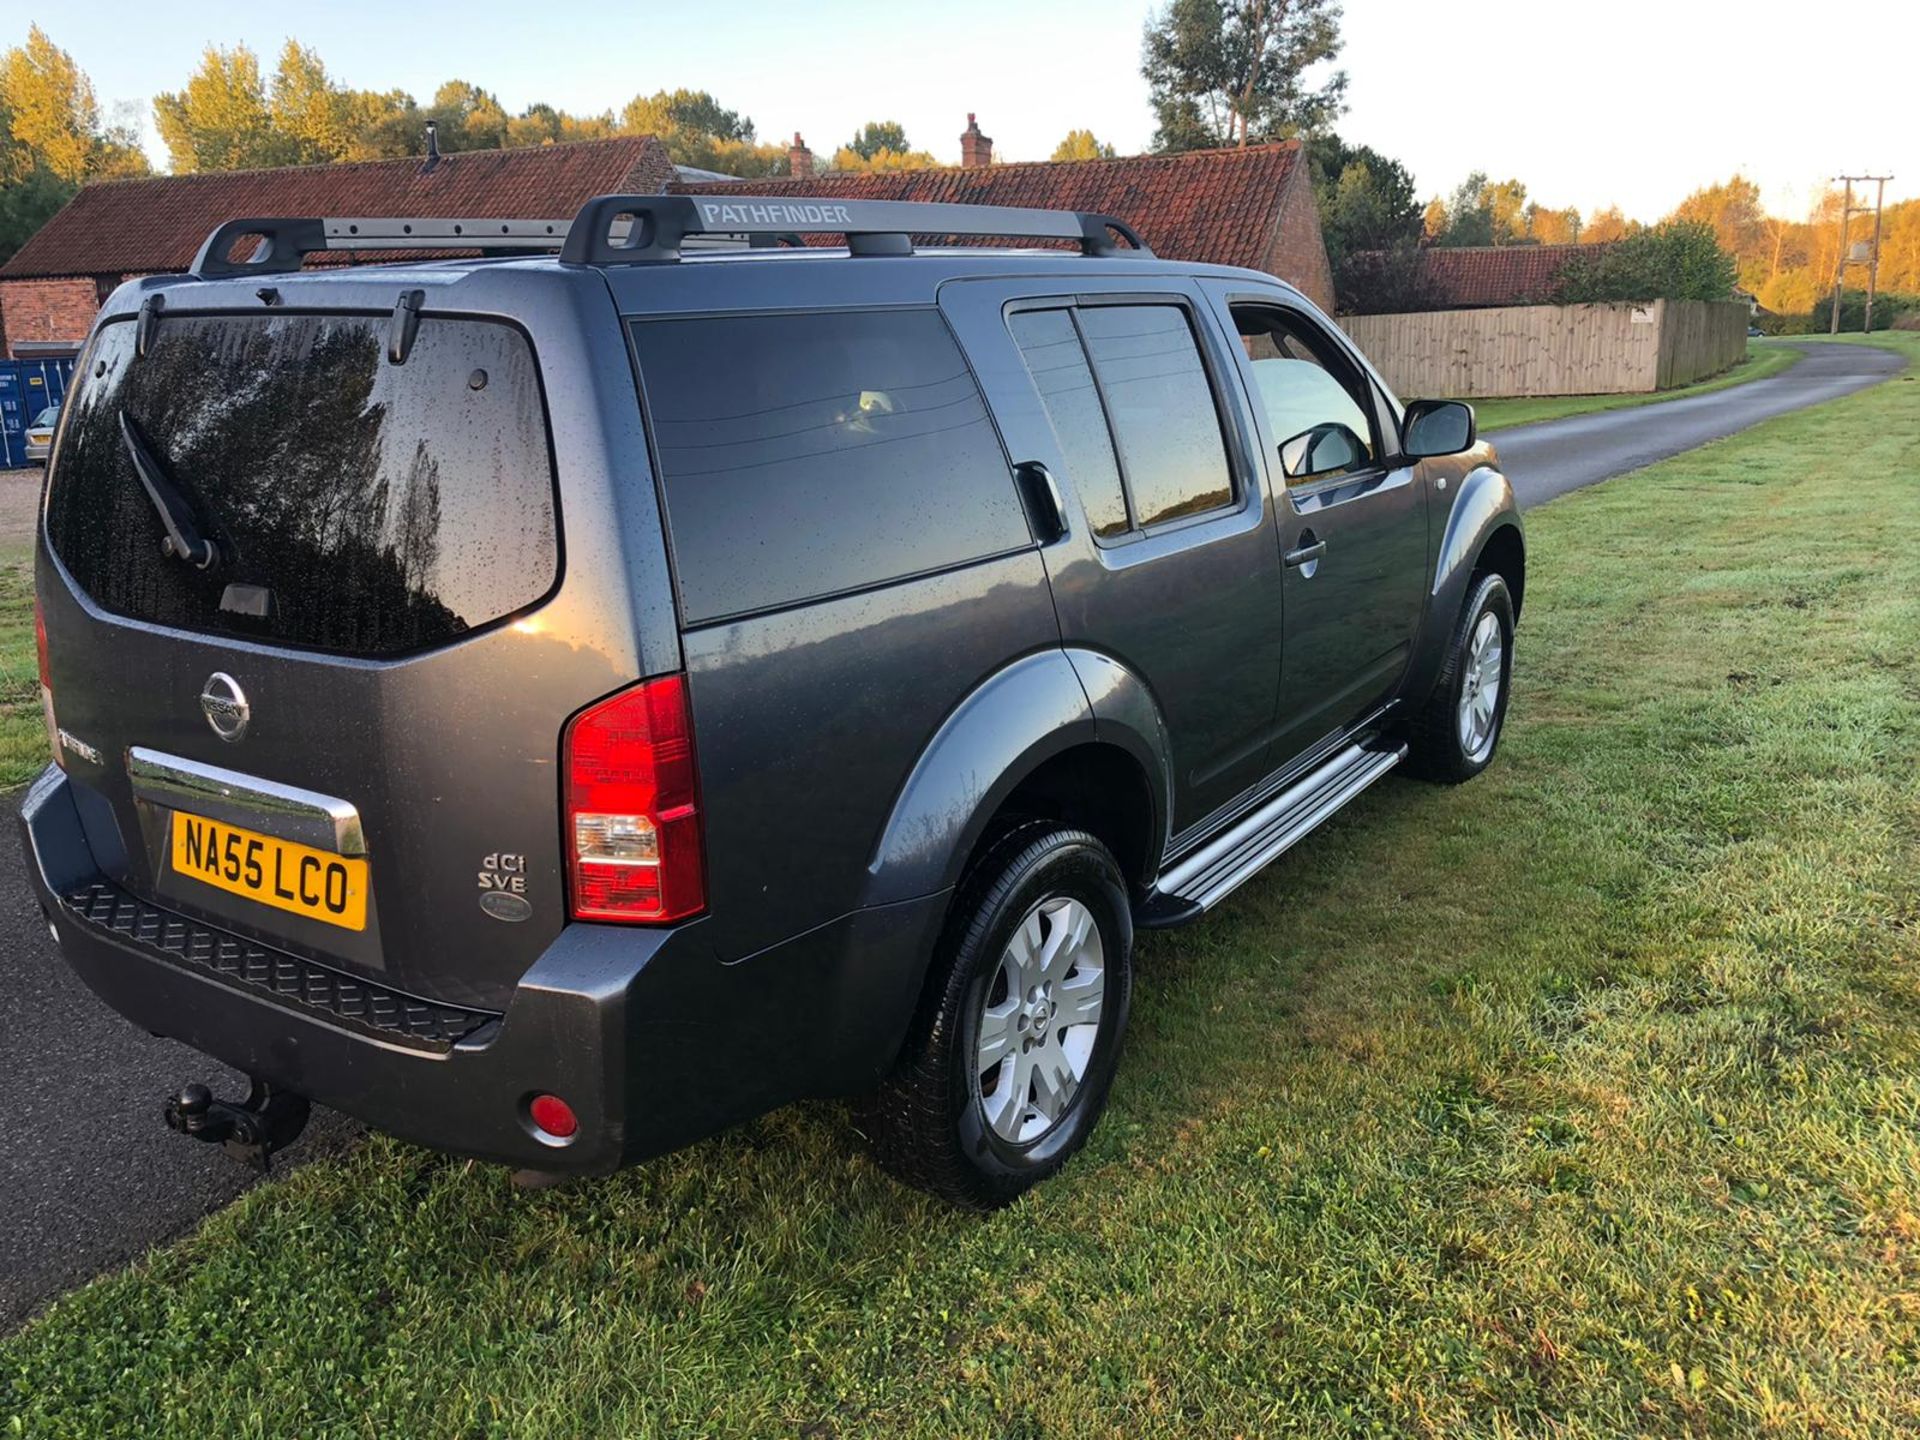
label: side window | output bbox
[1007,308,1130,540]
[1234,307,1379,486]
[631,309,1028,623]
[1076,304,1235,529]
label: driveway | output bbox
[1491,341,1907,508]
[0,338,1905,1334]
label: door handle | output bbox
[1015,461,1069,544]
[1284,536,1327,569]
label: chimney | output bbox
[423,118,441,173]
[959,113,992,168]
[788,132,815,181]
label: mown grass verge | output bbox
[0,541,43,787]
[1475,339,1799,431]
[2,339,1916,1437]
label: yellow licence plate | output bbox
[170,812,369,931]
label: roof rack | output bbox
[187,195,1154,278]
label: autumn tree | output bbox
[0,25,145,183]
[828,143,938,173]
[265,42,362,164]
[844,121,909,161]
[1668,174,1765,281]
[1524,203,1582,245]
[1581,206,1633,243]
[1142,0,1347,151]
[154,45,287,171]
[0,26,146,261]
[1052,129,1117,162]
[621,89,784,175]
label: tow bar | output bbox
[163,1079,311,1173]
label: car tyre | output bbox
[1404,571,1515,784]
[855,823,1133,1210]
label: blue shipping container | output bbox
[0,358,75,469]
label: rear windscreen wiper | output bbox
[119,410,220,569]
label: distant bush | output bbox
[1333,245,1438,316]
[1552,221,1737,303]
[1808,289,1917,333]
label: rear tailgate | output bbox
[36,269,666,1011]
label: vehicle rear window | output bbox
[630,308,1028,623]
[46,311,558,657]
[1076,304,1234,529]
[1008,308,1131,541]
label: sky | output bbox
[16,0,1917,222]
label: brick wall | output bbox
[1266,172,1335,313]
[0,277,103,356]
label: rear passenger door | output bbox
[942,279,1285,836]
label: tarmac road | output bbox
[0,339,1905,1333]
[1491,340,1907,509]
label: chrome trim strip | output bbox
[1156,743,1404,910]
[126,747,367,856]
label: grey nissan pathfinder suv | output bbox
[21,196,1523,1207]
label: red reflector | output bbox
[34,597,58,767]
[34,598,50,691]
[528,1093,578,1139]
[564,675,705,923]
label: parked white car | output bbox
[24,404,58,464]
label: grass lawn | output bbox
[3,339,1917,1437]
[1474,340,1800,431]
[0,540,43,787]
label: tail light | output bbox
[35,597,58,766]
[564,674,705,923]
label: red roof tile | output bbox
[670,142,1307,270]
[1,137,675,280]
[1391,243,1617,309]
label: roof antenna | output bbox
[423,119,441,173]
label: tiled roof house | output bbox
[674,131,1334,307]
[0,120,1336,356]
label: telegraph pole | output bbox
[1865,176,1889,334]
[1830,174,1895,333]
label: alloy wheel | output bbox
[975,895,1106,1144]
[1456,611,1505,762]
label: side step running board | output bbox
[1140,742,1406,926]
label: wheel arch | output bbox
[863,648,1173,913]
[1403,459,1525,705]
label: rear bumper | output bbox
[21,766,947,1173]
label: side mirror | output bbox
[1402,399,1476,459]
[1279,421,1368,481]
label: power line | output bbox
[1829,173,1895,335]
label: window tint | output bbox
[631,309,1027,623]
[1076,304,1233,529]
[1236,310,1378,486]
[46,313,557,656]
[1007,308,1129,540]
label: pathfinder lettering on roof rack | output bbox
[695,200,854,229]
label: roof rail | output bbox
[557,194,1154,264]
[186,195,1154,279]
[190,216,576,279]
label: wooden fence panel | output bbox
[1340,300,1750,399]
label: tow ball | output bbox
[163,1079,311,1174]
